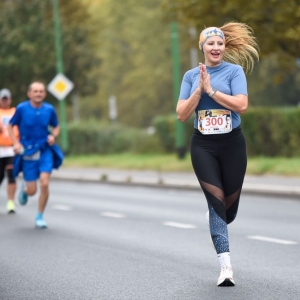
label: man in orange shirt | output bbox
[0,89,19,213]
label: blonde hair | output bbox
[219,22,259,73]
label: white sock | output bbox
[218,252,231,268]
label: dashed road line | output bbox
[52,204,73,211]
[247,235,298,245]
[163,222,197,229]
[101,212,126,218]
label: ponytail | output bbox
[220,22,259,73]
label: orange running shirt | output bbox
[0,108,19,146]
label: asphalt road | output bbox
[0,181,299,300]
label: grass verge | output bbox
[64,153,193,172]
[64,153,300,176]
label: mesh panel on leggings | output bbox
[199,180,225,204]
[225,189,241,210]
[225,189,241,224]
[200,179,241,224]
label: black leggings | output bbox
[190,127,247,254]
[0,156,15,185]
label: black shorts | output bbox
[0,156,14,169]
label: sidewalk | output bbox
[52,167,300,199]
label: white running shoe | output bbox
[206,211,215,250]
[217,266,235,286]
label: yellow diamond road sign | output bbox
[47,73,74,101]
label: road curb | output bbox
[51,174,300,200]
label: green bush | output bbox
[65,109,300,156]
[152,115,175,152]
[153,114,194,152]
[241,107,300,156]
[67,121,163,155]
[153,108,300,157]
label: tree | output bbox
[78,0,191,127]
[162,0,300,58]
[0,0,100,103]
[162,0,300,107]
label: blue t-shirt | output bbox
[9,101,59,147]
[178,61,247,129]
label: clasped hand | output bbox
[198,63,212,94]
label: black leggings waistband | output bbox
[192,126,242,142]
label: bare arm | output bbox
[176,88,202,122]
[200,64,248,114]
[211,93,248,114]
[7,124,23,153]
[176,64,203,122]
[47,125,60,146]
[52,125,60,138]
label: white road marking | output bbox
[52,204,73,211]
[101,212,126,218]
[247,235,298,245]
[163,222,197,229]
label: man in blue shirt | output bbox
[8,82,63,229]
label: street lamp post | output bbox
[170,22,186,159]
[52,0,69,152]
[189,26,199,68]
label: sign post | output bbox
[51,0,69,152]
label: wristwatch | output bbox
[208,87,217,97]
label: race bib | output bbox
[198,109,232,134]
[23,151,41,161]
